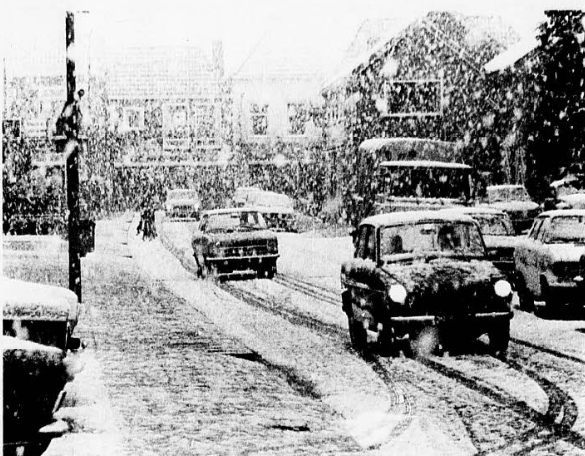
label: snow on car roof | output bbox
[487,184,526,190]
[538,209,585,217]
[379,160,471,169]
[2,277,79,321]
[359,137,454,151]
[202,207,259,215]
[440,206,507,216]
[361,210,476,227]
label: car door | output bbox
[525,218,550,293]
[516,218,541,291]
[347,224,378,317]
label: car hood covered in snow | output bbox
[485,201,540,213]
[2,277,80,323]
[483,235,521,250]
[546,244,585,262]
[381,257,502,294]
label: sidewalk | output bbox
[3,216,359,455]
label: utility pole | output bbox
[64,11,82,302]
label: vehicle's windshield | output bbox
[487,186,530,202]
[471,214,513,236]
[204,211,267,233]
[377,165,471,200]
[169,190,198,200]
[546,216,585,244]
[380,221,485,261]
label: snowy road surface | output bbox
[3,216,585,455]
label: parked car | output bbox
[2,277,81,350]
[441,207,518,282]
[514,209,585,312]
[341,211,513,358]
[3,277,82,456]
[483,184,540,234]
[165,189,201,221]
[549,175,585,210]
[232,186,263,207]
[246,190,298,232]
[192,208,279,279]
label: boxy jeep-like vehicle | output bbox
[341,211,514,358]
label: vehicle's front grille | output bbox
[410,282,502,316]
[219,244,270,257]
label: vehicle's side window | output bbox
[199,217,208,232]
[535,218,550,243]
[529,218,544,240]
[356,225,376,261]
[355,227,368,259]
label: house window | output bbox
[287,103,307,135]
[194,104,218,145]
[383,79,442,117]
[163,103,190,150]
[2,119,21,139]
[250,104,268,136]
[122,107,145,131]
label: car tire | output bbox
[377,325,398,357]
[540,279,557,318]
[517,275,535,312]
[488,319,510,360]
[348,316,367,352]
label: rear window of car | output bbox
[547,216,585,244]
[205,211,267,232]
[169,190,198,200]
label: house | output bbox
[321,11,520,170]
[105,43,228,166]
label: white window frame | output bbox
[163,103,190,150]
[250,103,268,136]
[122,106,145,131]
[286,103,307,136]
[382,78,443,117]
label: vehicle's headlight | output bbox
[388,284,407,304]
[494,279,512,297]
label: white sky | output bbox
[1,0,583,76]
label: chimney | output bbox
[212,40,224,78]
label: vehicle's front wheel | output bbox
[540,279,558,317]
[488,319,510,360]
[376,325,398,357]
[348,316,367,352]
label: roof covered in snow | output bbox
[484,36,539,73]
[322,11,520,92]
[106,46,218,100]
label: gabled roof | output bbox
[322,11,520,92]
[232,19,342,81]
[321,16,414,92]
[106,45,217,100]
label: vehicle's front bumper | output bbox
[548,280,585,305]
[389,311,513,325]
[207,254,279,275]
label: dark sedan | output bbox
[192,208,279,280]
[342,211,513,359]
